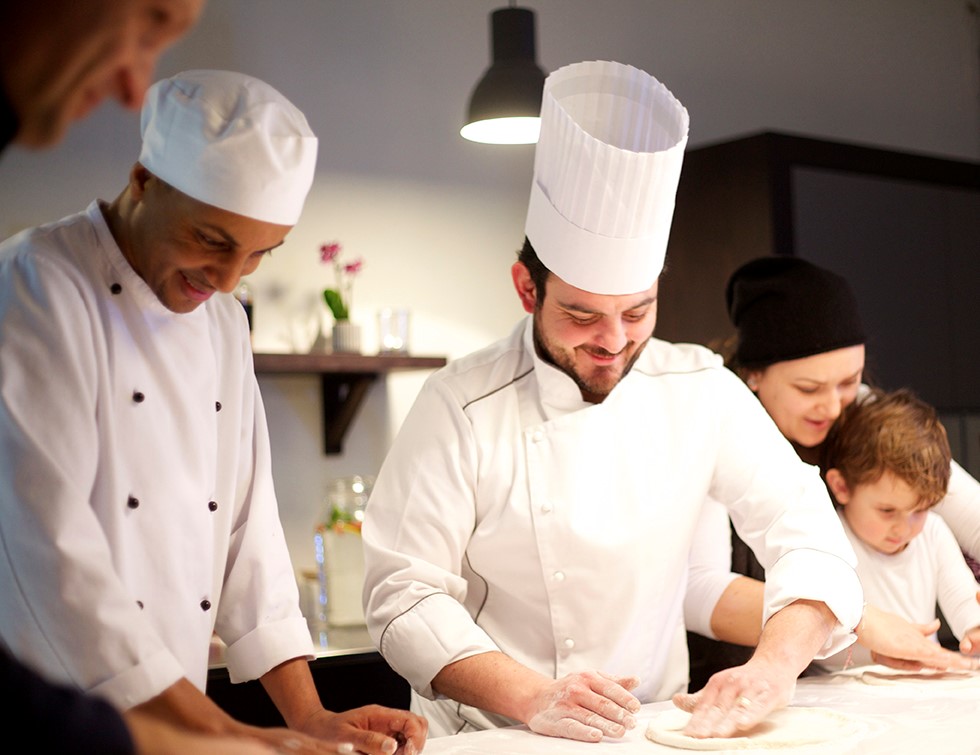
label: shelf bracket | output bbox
[320,372,378,454]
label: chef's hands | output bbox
[524,671,641,742]
[257,658,426,753]
[295,706,428,755]
[671,656,794,739]
[124,709,277,755]
[859,602,980,671]
[132,714,356,755]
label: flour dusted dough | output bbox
[644,706,862,750]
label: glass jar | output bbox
[312,475,374,644]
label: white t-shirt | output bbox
[816,509,980,671]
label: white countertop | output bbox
[420,667,980,755]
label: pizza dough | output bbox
[644,706,863,750]
[859,667,979,687]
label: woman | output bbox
[685,256,980,690]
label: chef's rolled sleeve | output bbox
[90,648,185,709]
[224,617,314,684]
[378,592,499,699]
[763,548,863,657]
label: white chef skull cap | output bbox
[138,69,317,225]
[524,60,689,294]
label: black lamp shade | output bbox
[462,7,546,144]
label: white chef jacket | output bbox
[816,510,980,671]
[361,318,863,736]
[0,202,312,708]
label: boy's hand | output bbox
[958,592,980,657]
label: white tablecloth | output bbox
[420,667,980,754]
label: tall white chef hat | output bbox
[138,70,318,226]
[524,60,689,295]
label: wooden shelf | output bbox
[253,352,447,454]
[252,352,447,374]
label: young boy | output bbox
[816,388,980,671]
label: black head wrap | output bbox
[726,256,866,367]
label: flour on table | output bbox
[644,706,863,750]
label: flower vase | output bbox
[331,320,362,353]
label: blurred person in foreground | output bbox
[0,0,205,150]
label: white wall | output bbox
[1,0,977,573]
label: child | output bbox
[816,388,980,671]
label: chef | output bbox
[361,60,863,743]
[0,69,426,755]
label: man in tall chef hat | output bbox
[0,70,427,755]
[361,60,864,742]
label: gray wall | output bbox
[2,0,977,573]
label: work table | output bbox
[420,668,980,754]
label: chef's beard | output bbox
[532,317,648,402]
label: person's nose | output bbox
[595,317,628,354]
[892,515,912,540]
[112,43,158,111]
[819,390,843,421]
[208,258,254,295]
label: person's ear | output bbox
[825,468,851,504]
[511,262,537,314]
[129,163,152,199]
[745,372,761,392]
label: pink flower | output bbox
[318,240,364,321]
[319,241,342,264]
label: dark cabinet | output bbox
[658,131,980,411]
[207,651,410,725]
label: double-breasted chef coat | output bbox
[0,201,312,708]
[362,317,865,737]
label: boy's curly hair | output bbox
[821,388,951,508]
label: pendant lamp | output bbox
[460,5,546,145]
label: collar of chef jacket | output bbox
[523,316,652,419]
